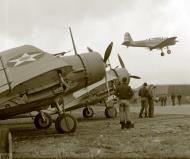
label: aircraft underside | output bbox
[149,46,172,56]
[159,46,172,56]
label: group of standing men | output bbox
[138,83,154,118]
[115,77,154,130]
[115,78,184,130]
[171,94,182,106]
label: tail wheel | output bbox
[82,107,94,118]
[55,114,77,133]
[34,113,52,129]
[105,106,117,118]
[161,52,165,56]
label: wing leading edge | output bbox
[0,45,72,94]
[150,37,177,49]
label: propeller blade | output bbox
[130,75,141,79]
[104,42,113,63]
[118,54,125,68]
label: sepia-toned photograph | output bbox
[0,0,190,158]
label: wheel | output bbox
[55,114,77,133]
[34,113,52,129]
[161,52,164,56]
[82,107,94,118]
[105,106,117,118]
[167,49,171,54]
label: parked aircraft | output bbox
[0,29,113,133]
[9,53,140,126]
[122,32,178,56]
[39,54,140,120]
[64,54,141,118]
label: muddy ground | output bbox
[1,105,190,159]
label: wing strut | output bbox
[0,56,12,92]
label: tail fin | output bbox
[122,32,133,46]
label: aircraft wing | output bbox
[63,73,117,111]
[0,45,72,94]
[73,73,117,99]
[151,37,177,49]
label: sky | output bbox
[0,0,190,88]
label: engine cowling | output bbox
[109,68,131,85]
[62,52,105,89]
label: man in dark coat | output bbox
[115,77,134,129]
[177,95,182,105]
[148,85,155,118]
[138,83,149,118]
[171,94,176,106]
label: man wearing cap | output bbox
[138,82,150,118]
[115,77,134,129]
[148,85,155,118]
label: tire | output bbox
[105,106,117,118]
[167,50,171,54]
[34,113,52,129]
[161,52,164,56]
[82,107,94,118]
[55,114,77,133]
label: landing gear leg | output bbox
[54,97,77,133]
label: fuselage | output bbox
[128,37,177,49]
[0,45,106,119]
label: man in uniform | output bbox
[138,83,149,118]
[171,94,176,106]
[159,96,164,106]
[115,77,134,129]
[177,95,182,105]
[148,85,155,118]
[163,95,167,106]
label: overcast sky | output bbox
[0,0,190,88]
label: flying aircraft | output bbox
[0,28,113,133]
[122,32,178,56]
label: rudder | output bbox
[122,32,133,46]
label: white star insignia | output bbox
[8,52,43,67]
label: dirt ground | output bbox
[1,105,190,159]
